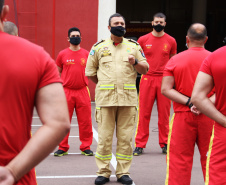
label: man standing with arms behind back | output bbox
[161,23,214,185]
[134,12,177,155]
[54,27,93,157]
[86,13,149,185]
[0,0,70,184]
[191,45,226,185]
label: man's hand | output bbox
[128,55,135,65]
[190,105,201,116]
[0,167,15,185]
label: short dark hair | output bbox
[4,21,18,35]
[108,13,125,26]
[68,27,81,37]
[187,23,207,41]
[153,12,166,21]
[0,0,4,15]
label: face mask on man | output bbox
[152,24,165,32]
[69,37,81,45]
[110,26,126,37]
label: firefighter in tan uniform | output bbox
[85,13,149,185]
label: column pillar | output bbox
[98,0,116,40]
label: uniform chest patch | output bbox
[66,59,75,65]
[101,47,111,57]
[127,48,131,53]
[80,58,86,66]
[146,44,152,49]
[163,44,169,52]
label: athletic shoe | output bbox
[162,144,167,154]
[95,176,109,185]
[117,175,133,184]
[133,147,143,156]
[81,149,93,156]
[54,149,68,157]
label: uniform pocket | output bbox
[99,56,114,79]
[122,56,135,75]
[96,84,115,103]
[123,84,137,102]
[95,107,102,124]
[100,56,113,71]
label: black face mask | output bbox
[153,24,165,32]
[69,37,81,45]
[110,26,126,37]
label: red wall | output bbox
[5,0,98,100]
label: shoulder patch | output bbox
[94,40,105,47]
[128,39,139,45]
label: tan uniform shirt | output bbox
[85,37,148,107]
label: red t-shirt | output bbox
[0,32,62,185]
[200,46,226,116]
[163,47,211,112]
[138,32,177,76]
[56,48,89,89]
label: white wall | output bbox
[98,0,116,41]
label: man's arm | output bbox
[170,53,176,59]
[57,66,62,76]
[88,76,98,84]
[128,55,148,75]
[4,83,70,182]
[161,76,191,105]
[191,71,226,127]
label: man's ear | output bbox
[108,25,111,31]
[1,5,9,22]
[204,36,208,44]
[186,36,189,43]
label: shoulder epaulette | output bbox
[128,39,139,45]
[94,40,105,47]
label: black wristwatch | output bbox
[133,59,139,66]
[189,103,193,109]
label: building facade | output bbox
[5,0,226,100]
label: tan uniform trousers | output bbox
[95,106,137,178]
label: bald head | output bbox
[4,21,18,36]
[187,23,207,42]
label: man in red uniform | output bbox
[134,12,177,155]
[191,46,226,185]
[54,27,93,156]
[0,1,70,184]
[161,23,214,185]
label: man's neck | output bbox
[189,44,205,48]
[152,30,165,37]
[111,34,123,44]
[69,44,80,51]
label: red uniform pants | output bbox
[205,123,226,185]
[165,112,213,185]
[135,75,171,148]
[58,86,93,152]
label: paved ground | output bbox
[32,102,205,185]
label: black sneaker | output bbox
[117,175,133,184]
[54,149,68,157]
[81,149,93,156]
[95,176,109,185]
[133,147,143,156]
[162,144,167,154]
